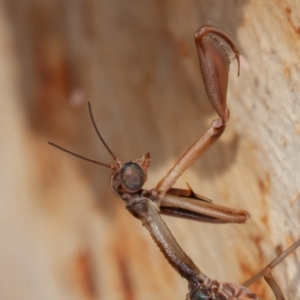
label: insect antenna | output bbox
[48,142,117,170]
[88,102,122,168]
[48,101,122,171]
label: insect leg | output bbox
[243,238,300,299]
[155,25,240,199]
[160,193,250,224]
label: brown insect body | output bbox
[48,25,300,300]
[187,278,259,300]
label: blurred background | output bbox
[0,0,300,299]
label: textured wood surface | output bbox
[0,1,299,299]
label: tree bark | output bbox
[0,1,299,299]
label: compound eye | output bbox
[189,288,211,300]
[120,162,145,192]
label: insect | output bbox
[48,25,300,299]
